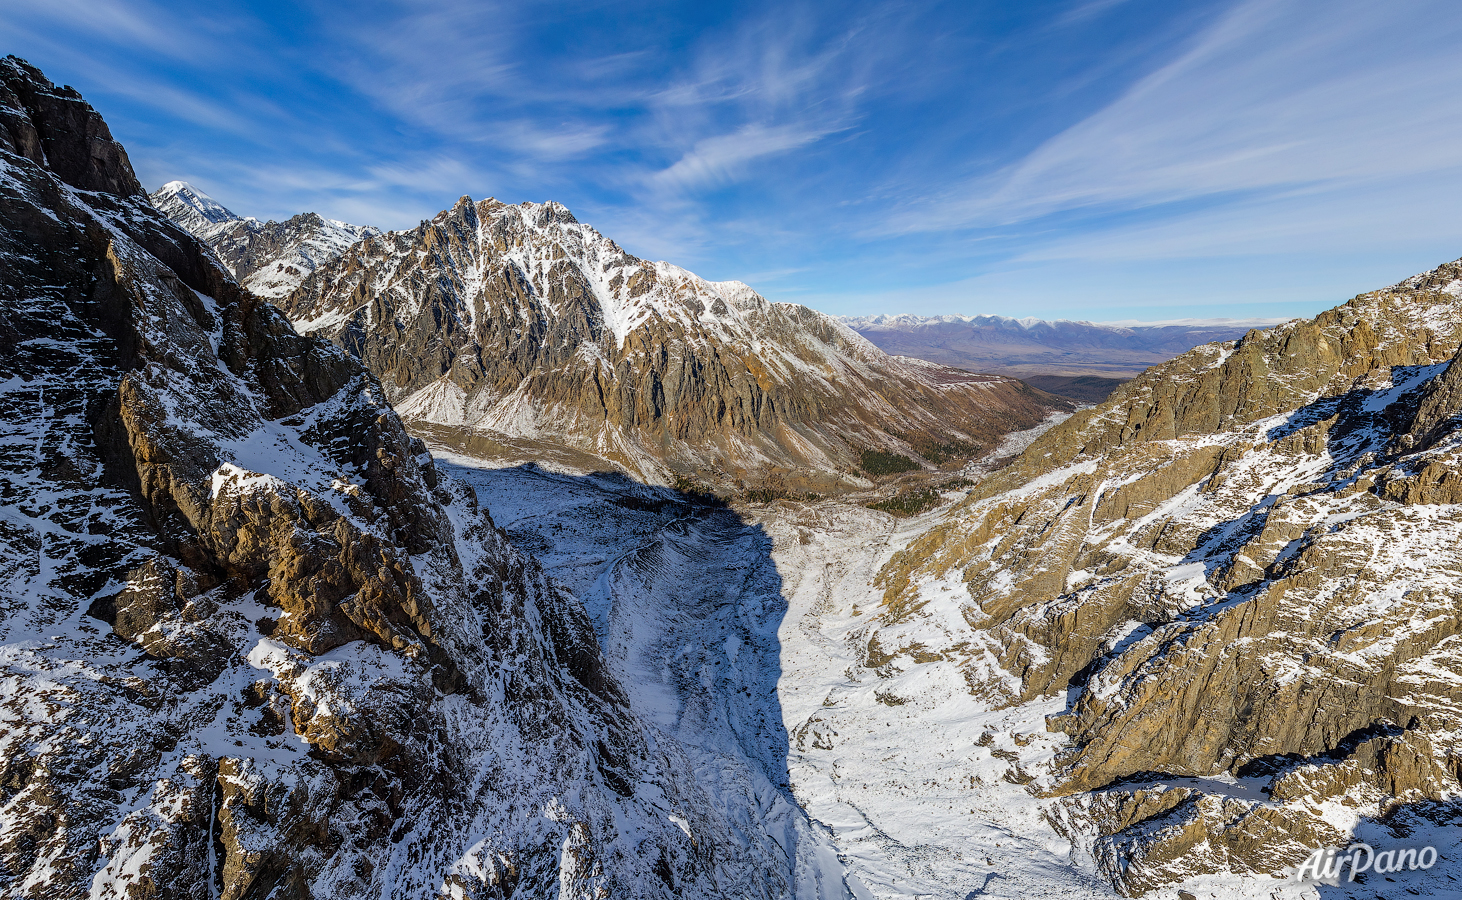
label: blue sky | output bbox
[8,0,1462,321]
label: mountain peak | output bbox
[532,199,578,224]
[151,183,380,298]
[277,196,1071,488]
[149,180,239,228]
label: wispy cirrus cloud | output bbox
[13,0,1462,320]
[646,122,843,194]
[1051,0,1139,28]
[883,0,1462,238]
[2,0,220,62]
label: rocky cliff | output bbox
[0,56,833,899]
[268,197,1069,491]
[149,180,379,300]
[858,260,1462,892]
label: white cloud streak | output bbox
[647,122,839,193]
[887,0,1462,237]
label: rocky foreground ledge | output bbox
[865,253,1462,891]
[0,55,838,899]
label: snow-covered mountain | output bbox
[146,177,236,232]
[841,313,1289,384]
[0,55,846,899]
[23,45,1462,900]
[273,196,1071,491]
[149,180,379,298]
[826,259,1462,894]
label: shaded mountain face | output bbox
[1018,374,1128,405]
[859,261,1462,892]
[273,197,1071,491]
[0,56,833,899]
[842,314,1287,386]
[149,180,379,299]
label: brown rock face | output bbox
[865,264,1462,892]
[275,196,1070,490]
[0,55,142,197]
[0,58,815,899]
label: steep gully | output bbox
[438,434,1113,900]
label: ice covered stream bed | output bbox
[438,456,1119,899]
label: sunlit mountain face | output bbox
[10,1,1462,896]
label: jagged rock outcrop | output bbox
[863,259,1462,892]
[0,57,140,196]
[0,56,832,899]
[265,196,1069,490]
[149,180,379,299]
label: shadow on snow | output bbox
[437,460,799,805]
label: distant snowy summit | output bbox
[148,181,379,298]
[841,312,1288,331]
[148,179,236,233]
[840,312,1294,398]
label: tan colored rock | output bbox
[276,197,1072,491]
[862,257,1462,892]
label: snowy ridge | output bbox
[837,254,1462,895]
[282,196,1069,488]
[148,180,380,298]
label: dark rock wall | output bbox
[0,57,790,900]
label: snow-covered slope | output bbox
[149,180,379,298]
[441,448,1122,900]
[831,258,1462,894]
[278,196,1071,491]
[0,55,851,899]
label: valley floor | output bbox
[435,447,1112,899]
[436,441,1436,900]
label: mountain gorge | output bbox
[13,41,1462,900]
[0,56,842,899]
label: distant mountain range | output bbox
[149,181,379,298]
[151,190,1070,491]
[841,313,1290,401]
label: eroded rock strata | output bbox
[867,259,1462,892]
[273,197,1069,490]
[0,56,816,899]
